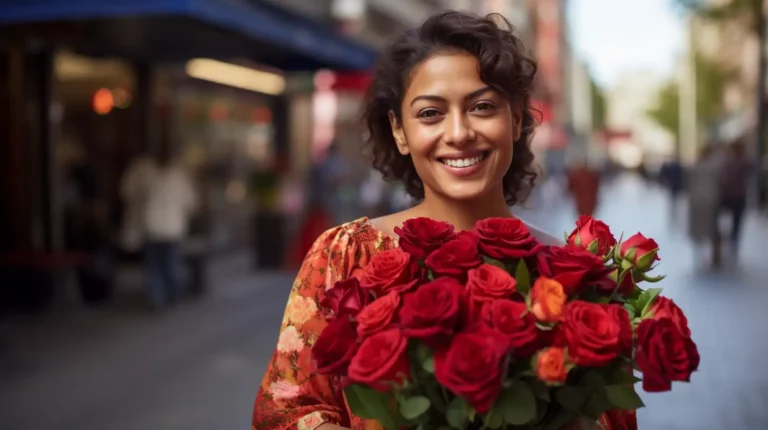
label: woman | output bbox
[253,12,636,430]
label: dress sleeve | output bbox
[252,222,380,430]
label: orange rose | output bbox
[531,277,566,323]
[535,347,569,384]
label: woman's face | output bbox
[390,51,522,203]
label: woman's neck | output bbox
[411,188,513,232]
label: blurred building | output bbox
[606,71,675,170]
[689,1,760,144]
[0,0,383,306]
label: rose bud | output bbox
[567,215,617,256]
[619,233,660,272]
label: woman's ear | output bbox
[511,104,523,142]
[389,111,410,155]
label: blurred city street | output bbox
[1,174,767,430]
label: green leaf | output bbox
[422,379,447,413]
[427,270,435,281]
[583,370,606,389]
[515,259,532,295]
[544,410,576,430]
[605,385,645,410]
[612,368,642,385]
[344,385,401,429]
[530,379,551,402]
[639,288,663,317]
[483,410,505,429]
[555,386,588,412]
[499,380,537,425]
[582,390,613,420]
[400,395,431,420]
[415,342,435,374]
[482,256,508,271]
[446,396,470,429]
[422,357,435,373]
[623,303,637,320]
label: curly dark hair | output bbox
[363,11,539,205]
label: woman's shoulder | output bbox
[310,217,397,254]
[300,217,397,287]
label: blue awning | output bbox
[0,0,378,71]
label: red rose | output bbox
[606,304,633,355]
[537,246,612,295]
[347,328,411,392]
[620,233,660,271]
[473,217,544,260]
[425,231,482,280]
[356,292,400,338]
[558,301,623,367]
[635,318,700,392]
[435,324,509,414]
[399,278,465,346]
[312,318,360,375]
[648,296,691,337]
[466,264,517,301]
[481,299,539,357]
[320,278,372,319]
[567,215,617,256]
[359,248,418,295]
[394,217,455,260]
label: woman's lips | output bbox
[438,151,490,177]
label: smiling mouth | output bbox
[438,151,490,168]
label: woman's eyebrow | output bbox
[409,86,493,107]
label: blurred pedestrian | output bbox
[566,156,600,216]
[121,133,198,309]
[720,138,753,262]
[659,157,685,223]
[687,144,722,269]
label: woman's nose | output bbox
[443,111,472,147]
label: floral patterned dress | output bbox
[251,217,637,430]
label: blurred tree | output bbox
[590,78,607,131]
[647,81,681,140]
[676,0,767,204]
[647,53,730,148]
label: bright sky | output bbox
[567,0,684,87]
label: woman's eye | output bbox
[472,102,495,112]
[417,109,440,118]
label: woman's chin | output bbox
[436,183,495,203]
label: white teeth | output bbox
[441,154,485,168]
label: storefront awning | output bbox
[0,0,378,71]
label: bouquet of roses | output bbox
[311,216,699,429]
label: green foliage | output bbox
[400,396,431,420]
[646,54,731,139]
[344,385,402,430]
[646,81,680,138]
[591,78,608,130]
[515,259,532,295]
[446,396,470,428]
[676,0,764,34]
[497,380,538,425]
